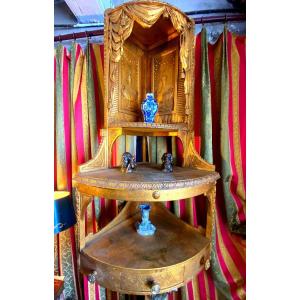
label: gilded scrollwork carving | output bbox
[104,1,194,122]
[183,134,215,171]
[79,130,108,172]
[121,70,138,111]
[153,49,177,114]
[120,43,142,114]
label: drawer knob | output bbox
[205,259,210,270]
[87,270,97,283]
[152,191,160,199]
[151,282,161,295]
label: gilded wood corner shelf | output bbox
[80,202,210,295]
[73,1,220,298]
[74,163,219,202]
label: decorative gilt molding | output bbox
[110,122,187,130]
[74,169,219,191]
[74,188,82,253]
[104,1,195,125]
[184,136,215,171]
[79,130,108,172]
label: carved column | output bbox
[205,185,216,255]
[75,190,94,252]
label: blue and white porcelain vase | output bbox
[141,93,158,123]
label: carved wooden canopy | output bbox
[103,0,195,130]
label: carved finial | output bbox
[87,270,97,283]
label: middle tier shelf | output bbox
[109,122,187,137]
[73,163,220,202]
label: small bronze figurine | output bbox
[161,153,173,172]
[121,152,137,173]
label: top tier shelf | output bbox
[73,163,219,202]
[109,122,187,137]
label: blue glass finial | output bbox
[136,204,156,236]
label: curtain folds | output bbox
[54,26,246,300]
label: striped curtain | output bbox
[198,27,246,300]
[54,26,246,300]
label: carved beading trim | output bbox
[110,122,187,130]
[74,172,219,191]
[74,188,81,252]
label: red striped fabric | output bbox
[227,32,246,224]
[55,44,79,299]
[235,37,246,190]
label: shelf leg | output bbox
[205,185,216,255]
[74,189,94,300]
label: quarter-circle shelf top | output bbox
[73,163,219,201]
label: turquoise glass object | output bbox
[141,93,158,123]
[137,204,156,236]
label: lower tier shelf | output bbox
[80,202,210,295]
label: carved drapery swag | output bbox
[105,2,194,113]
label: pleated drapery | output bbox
[54,27,246,300]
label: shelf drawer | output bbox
[81,248,210,295]
[120,265,184,294]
